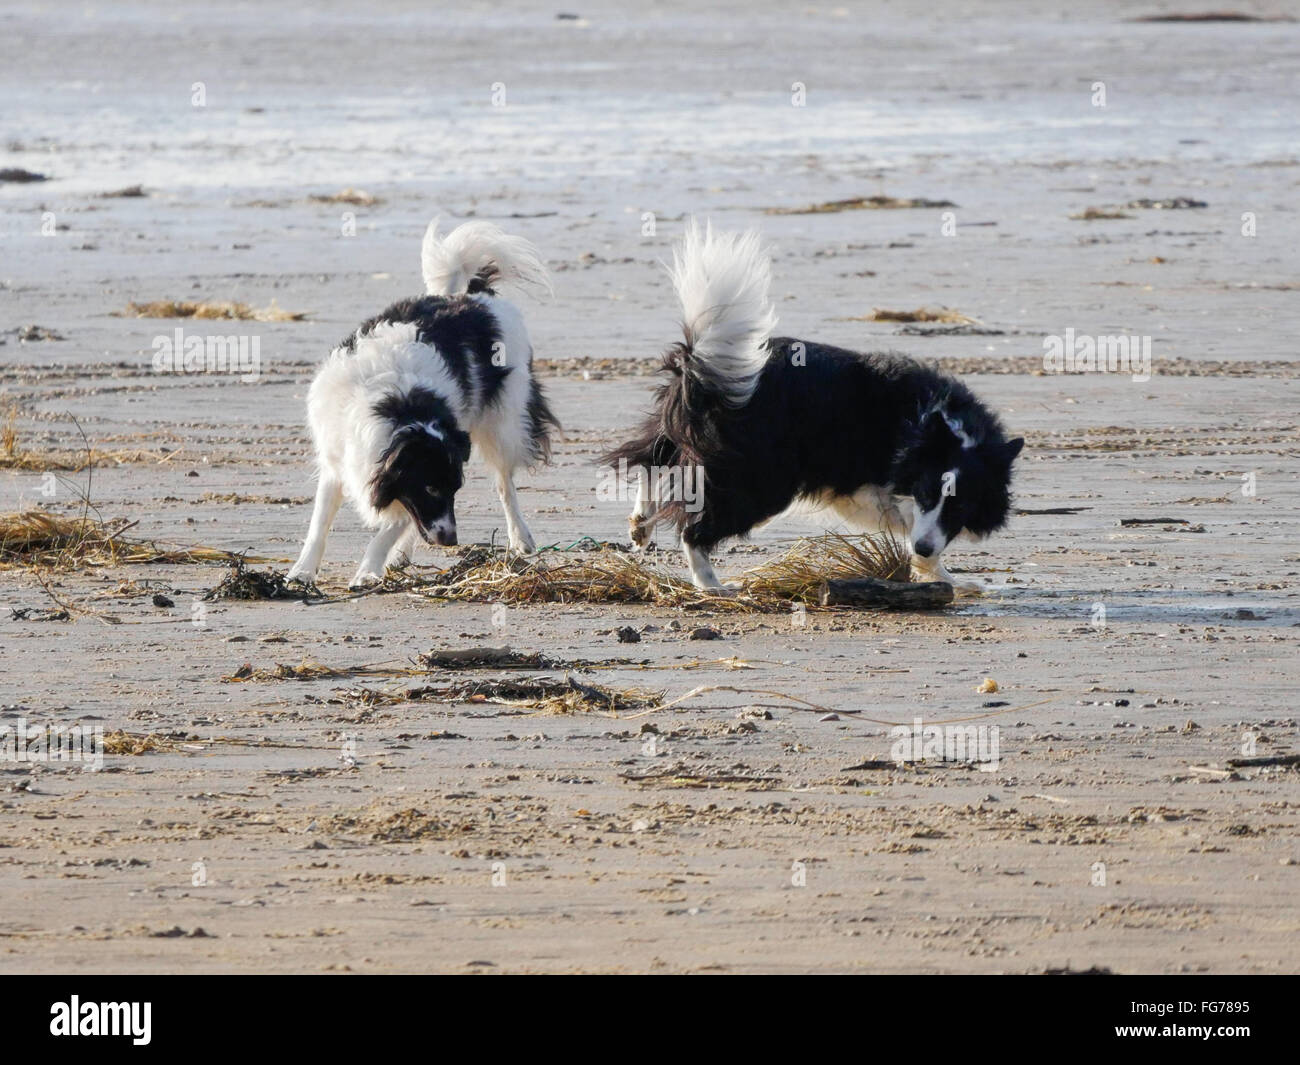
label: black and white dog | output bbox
[287,220,558,589]
[606,221,1023,592]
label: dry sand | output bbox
[1,1,1297,973]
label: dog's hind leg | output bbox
[681,513,733,592]
[287,474,343,584]
[683,541,726,591]
[350,520,409,589]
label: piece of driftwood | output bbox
[1226,753,1300,769]
[1186,765,1239,779]
[1119,517,1190,526]
[819,577,954,609]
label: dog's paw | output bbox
[952,579,986,596]
[694,580,740,597]
[285,568,313,586]
[628,518,650,550]
[508,533,536,554]
[347,571,382,591]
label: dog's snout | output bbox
[913,541,935,559]
[434,526,457,547]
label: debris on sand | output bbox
[1131,12,1293,23]
[442,675,664,714]
[0,167,46,183]
[1226,753,1300,770]
[742,532,913,600]
[820,577,952,609]
[408,533,919,613]
[417,647,571,671]
[308,188,381,206]
[118,299,306,321]
[225,660,390,682]
[766,195,956,215]
[1070,206,1134,220]
[318,806,464,843]
[203,561,323,601]
[0,409,182,471]
[1124,197,1207,209]
[0,510,261,570]
[846,307,977,325]
[1120,516,1192,526]
[409,545,744,609]
[344,675,665,715]
[103,730,170,755]
[10,606,70,622]
[1017,506,1091,516]
[100,184,147,198]
[619,761,783,789]
[898,323,1006,337]
[17,325,65,341]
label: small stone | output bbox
[689,626,722,641]
[151,593,174,608]
[615,626,641,644]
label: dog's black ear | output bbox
[368,436,409,510]
[1004,437,1025,462]
[450,429,471,465]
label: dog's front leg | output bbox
[912,553,985,595]
[287,475,343,584]
[350,520,409,589]
[493,469,536,553]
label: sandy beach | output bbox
[1,1,1297,973]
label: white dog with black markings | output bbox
[287,220,558,589]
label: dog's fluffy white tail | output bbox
[670,219,777,407]
[421,219,552,297]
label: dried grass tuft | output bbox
[119,299,306,321]
[405,533,912,612]
[409,545,749,610]
[103,730,169,755]
[309,188,381,206]
[741,531,912,600]
[0,510,266,570]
